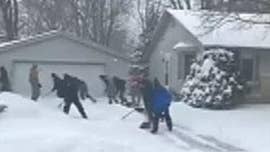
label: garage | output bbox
[0,31,130,98]
[13,61,106,97]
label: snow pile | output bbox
[180,48,242,109]
[0,92,58,118]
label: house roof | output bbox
[167,9,270,48]
[0,31,130,62]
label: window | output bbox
[184,54,196,77]
[241,58,254,81]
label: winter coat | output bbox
[107,76,117,98]
[129,75,143,93]
[63,75,80,102]
[113,77,126,91]
[152,87,172,114]
[141,78,153,102]
[52,76,65,98]
[0,67,10,91]
[29,67,41,88]
[141,78,154,120]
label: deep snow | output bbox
[171,102,270,152]
[0,93,190,152]
[1,92,269,152]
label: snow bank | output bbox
[0,92,60,119]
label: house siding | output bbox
[149,18,202,92]
[232,48,270,103]
[257,51,270,102]
[0,36,129,88]
[148,9,270,103]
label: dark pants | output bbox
[30,82,40,101]
[116,88,128,104]
[151,109,172,133]
[143,95,153,122]
[63,98,88,119]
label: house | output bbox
[143,9,270,103]
[0,31,130,97]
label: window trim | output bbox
[240,57,257,82]
[177,51,196,80]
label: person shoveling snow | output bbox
[0,92,185,152]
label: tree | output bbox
[180,48,242,109]
[201,0,270,13]
[71,0,132,46]
[190,0,270,35]
[0,0,19,40]
[169,0,191,9]
[21,0,73,35]
[135,0,165,53]
[21,0,132,47]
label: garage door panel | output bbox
[13,62,106,98]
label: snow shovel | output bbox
[121,107,144,120]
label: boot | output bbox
[139,122,151,129]
[150,117,159,134]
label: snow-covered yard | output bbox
[0,93,189,152]
[171,102,270,152]
[0,92,269,152]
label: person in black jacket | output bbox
[51,73,65,98]
[0,66,11,91]
[63,74,88,119]
[113,76,128,105]
[99,75,118,104]
[76,78,97,103]
[139,75,154,129]
[99,75,128,105]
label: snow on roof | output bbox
[0,30,59,48]
[0,31,130,61]
[167,9,270,48]
[173,42,194,49]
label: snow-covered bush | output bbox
[180,48,242,109]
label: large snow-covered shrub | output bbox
[180,48,242,109]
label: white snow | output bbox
[173,42,194,49]
[0,30,59,49]
[1,92,269,152]
[167,9,270,48]
[171,102,270,152]
[0,92,184,152]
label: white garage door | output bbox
[13,61,106,98]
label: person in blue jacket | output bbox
[151,78,173,134]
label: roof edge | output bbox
[0,31,130,62]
